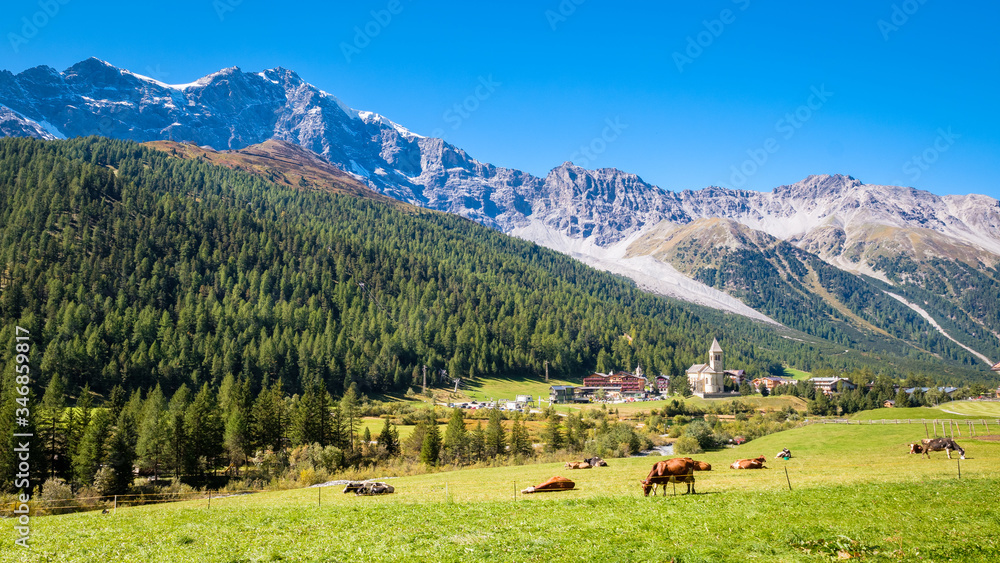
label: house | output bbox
[752,376,796,392]
[687,339,736,397]
[884,400,896,408]
[582,367,648,397]
[809,377,856,395]
[724,369,746,387]
[549,385,575,404]
[515,395,533,405]
[654,375,669,393]
[903,386,958,396]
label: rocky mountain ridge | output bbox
[3,59,998,366]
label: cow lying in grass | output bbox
[343,482,395,495]
[565,456,608,469]
[640,457,712,496]
[911,438,965,459]
[730,456,766,469]
[774,448,792,460]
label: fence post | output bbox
[114,495,117,515]
[785,467,792,491]
[957,458,961,480]
[923,421,929,438]
[208,490,211,509]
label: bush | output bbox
[39,478,76,515]
[684,420,716,450]
[674,436,703,455]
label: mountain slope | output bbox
[2,59,998,372]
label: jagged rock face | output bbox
[0,58,540,229]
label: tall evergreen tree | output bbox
[420,415,441,466]
[73,409,112,489]
[484,408,506,458]
[185,383,223,478]
[542,413,564,453]
[509,413,532,458]
[41,374,67,480]
[443,408,467,464]
[136,384,167,480]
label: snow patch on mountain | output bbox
[884,291,993,365]
[510,219,781,325]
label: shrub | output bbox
[39,478,76,515]
[674,436,703,454]
[684,420,716,450]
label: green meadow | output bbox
[7,423,1000,562]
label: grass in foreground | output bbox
[8,424,1000,562]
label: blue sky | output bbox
[4,0,999,198]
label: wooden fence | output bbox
[811,418,1000,439]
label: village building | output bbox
[581,366,648,398]
[654,375,669,394]
[686,339,739,398]
[752,376,797,392]
[809,377,857,395]
[549,385,575,404]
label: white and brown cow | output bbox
[913,438,965,459]
[730,455,767,469]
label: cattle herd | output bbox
[342,439,967,500]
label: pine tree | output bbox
[41,374,67,480]
[251,380,285,453]
[340,383,361,452]
[106,411,136,495]
[166,384,191,481]
[73,409,112,489]
[468,421,486,461]
[484,408,506,458]
[377,417,399,457]
[223,407,250,474]
[136,385,167,480]
[443,408,467,463]
[420,416,441,466]
[509,413,532,458]
[185,383,223,478]
[543,413,564,453]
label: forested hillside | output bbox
[0,137,992,405]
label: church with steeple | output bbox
[686,338,735,397]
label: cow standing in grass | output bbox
[913,438,965,459]
[641,457,711,496]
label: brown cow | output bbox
[522,475,575,494]
[564,461,592,469]
[908,443,924,455]
[640,457,711,496]
[730,455,766,469]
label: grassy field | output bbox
[851,405,1000,421]
[782,367,813,380]
[935,400,1000,417]
[8,423,1000,562]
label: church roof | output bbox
[710,338,722,353]
[687,363,714,374]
